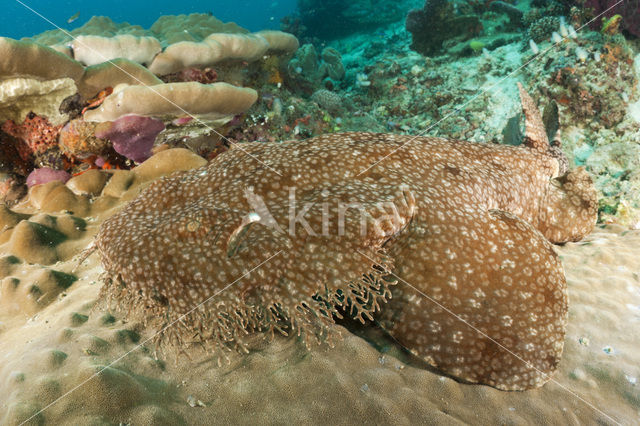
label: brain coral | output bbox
[96,85,597,390]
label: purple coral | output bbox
[95,115,165,163]
[26,167,71,187]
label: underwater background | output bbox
[0,0,639,424]
[3,0,297,39]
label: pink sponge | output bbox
[95,115,165,163]
[26,167,71,187]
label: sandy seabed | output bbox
[0,152,638,425]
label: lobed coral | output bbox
[82,82,258,124]
[161,67,218,84]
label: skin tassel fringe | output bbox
[94,252,395,363]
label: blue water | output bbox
[2,0,297,39]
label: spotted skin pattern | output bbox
[96,87,597,390]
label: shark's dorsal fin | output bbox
[518,82,549,152]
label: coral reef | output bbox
[82,82,258,123]
[161,67,218,84]
[301,0,640,225]
[517,29,640,224]
[0,14,300,204]
[0,37,83,126]
[31,14,246,48]
[0,77,77,127]
[27,14,299,78]
[72,34,162,67]
[320,48,346,81]
[148,30,298,76]
[1,113,66,171]
[78,59,162,99]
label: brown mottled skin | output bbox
[96,86,597,390]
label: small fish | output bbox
[81,86,113,115]
[67,12,80,24]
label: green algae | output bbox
[71,312,89,326]
[117,329,141,344]
[28,222,68,247]
[49,350,68,367]
[100,313,116,325]
[51,270,77,289]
